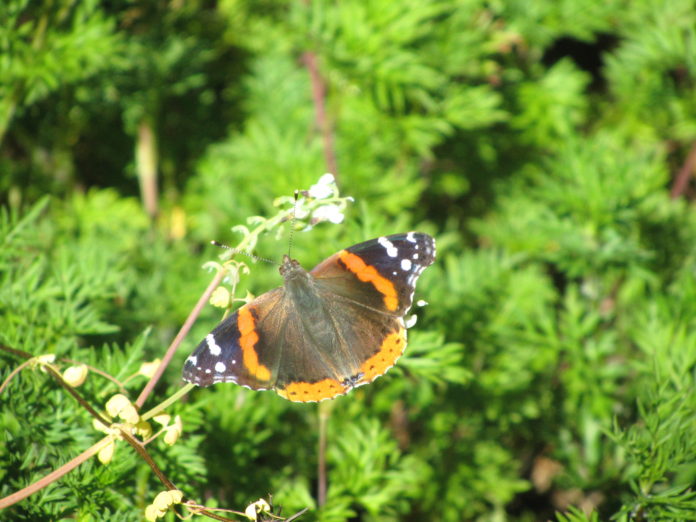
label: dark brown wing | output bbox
[310,232,436,316]
[182,288,285,389]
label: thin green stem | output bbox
[317,400,333,507]
[142,383,195,422]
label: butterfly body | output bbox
[183,232,436,402]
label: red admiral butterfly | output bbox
[182,232,436,402]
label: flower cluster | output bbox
[303,173,353,227]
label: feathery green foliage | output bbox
[1,0,696,520]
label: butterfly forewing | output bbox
[182,289,285,389]
[310,232,435,316]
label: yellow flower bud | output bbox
[134,421,153,439]
[244,498,271,521]
[152,414,171,426]
[92,417,111,433]
[210,286,231,308]
[163,415,182,446]
[168,490,183,504]
[147,489,183,521]
[106,394,139,424]
[121,405,139,424]
[98,440,115,464]
[138,359,161,379]
[63,364,88,387]
[144,504,164,521]
[106,394,129,417]
[153,491,172,510]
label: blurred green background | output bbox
[1,0,695,520]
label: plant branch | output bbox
[119,430,176,490]
[302,51,339,179]
[135,268,226,409]
[0,358,31,395]
[0,437,112,509]
[670,140,696,198]
[136,118,159,219]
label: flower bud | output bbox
[63,364,88,387]
[138,359,161,379]
[98,440,115,464]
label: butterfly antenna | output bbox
[287,190,299,259]
[210,241,275,265]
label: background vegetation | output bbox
[1,0,695,520]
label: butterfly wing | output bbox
[182,284,360,399]
[182,288,285,389]
[183,232,436,402]
[272,291,409,401]
[309,232,436,316]
[275,232,437,399]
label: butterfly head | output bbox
[279,255,307,281]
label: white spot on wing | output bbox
[187,356,198,366]
[206,334,222,356]
[214,361,226,372]
[406,232,416,242]
[405,315,418,328]
[400,258,412,271]
[378,236,398,257]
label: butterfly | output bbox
[182,232,436,402]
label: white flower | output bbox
[308,173,335,199]
[294,207,310,219]
[312,203,344,224]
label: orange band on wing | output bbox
[237,306,271,382]
[277,378,347,402]
[338,251,399,311]
[359,328,407,381]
